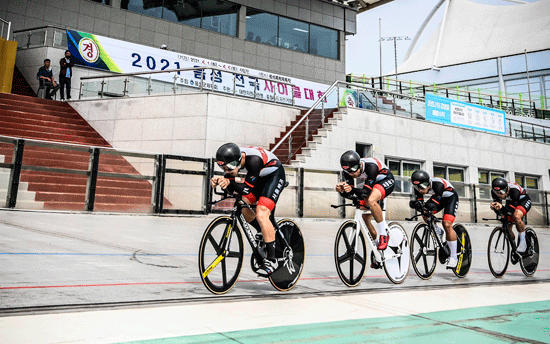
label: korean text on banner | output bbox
[425,93,506,135]
[66,29,334,108]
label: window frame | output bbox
[433,164,466,183]
[385,158,422,194]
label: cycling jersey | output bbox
[491,182,531,216]
[225,147,284,211]
[414,177,459,223]
[342,157,394,200]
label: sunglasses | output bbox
[493,188,507,195]
[217,160,240,172]
[413,182,430,192]
[343,164,360,174]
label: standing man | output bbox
[59,50,74,101]
[37,59,60,100]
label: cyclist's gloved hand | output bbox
[409,200,419,209]
[353,187,371,200]
[425,201,437,214]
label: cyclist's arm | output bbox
[490,189,501,203]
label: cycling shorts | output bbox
[243,165,286,212]
[505,194,531,217]
[426,191,459,223]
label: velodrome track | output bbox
[0,210,549,343]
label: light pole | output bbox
[380,36,411,89]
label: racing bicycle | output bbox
[198,188,305,294]
[331,199,410,286]
[484,208,539,277]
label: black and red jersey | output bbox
[224,146,281,194]
[491,182,527,203]
[414,177,457,201]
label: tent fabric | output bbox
[398,0,550,74]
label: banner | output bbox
[425,93,506,135]
[339,89,357,107]
[67,29,334,108]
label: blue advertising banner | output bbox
[425,93,506,135]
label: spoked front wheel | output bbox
[269,219,305,291]
[453,224,472,278]
[334,220,367,287]
[410,223,437,279]
[382,222,410,284]
[487,227,510,278]
[198,216,244,295]
[520,228,539,277]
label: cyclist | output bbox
[335,151,395,255]
[211,143,286,276]
[409,170,459,269]
[490,177,531,254]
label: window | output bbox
[355,143,372,158]
[479,170,506,199]
[245,9,339,59]
[90,0,110,4]
[516,174,540,203]
[386,158,421,193]
[434,165,466,197]
[122,0,238,36]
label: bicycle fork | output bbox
[202,220,235,278]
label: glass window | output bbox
[433,166,446,179]
[246,9,278,44]
[403,162,420,177]
[122,0,163,19]
[199,0,238,36]
[89,0,110,4]
[388,160,400,176]
[310,24,338,59]
[162,0,202,28]
[278,17,308,53]
[479,171,489,184]
[515,175,524,187]
[448,168,464,182]
[525,176,538,189]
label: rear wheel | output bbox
[334,221,367,287]
[410,222,437,279]
[198,216,244,295]
[520,228,539,277]
[268,219,305,291]
[487,227,510,278]
[452,224,472,278]
[382,222,410,284]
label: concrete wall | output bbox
[3,0,349,85]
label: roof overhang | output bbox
[328,0,395,13]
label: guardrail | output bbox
[0,18,11,41]
[13,25,67,49]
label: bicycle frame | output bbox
[351,208,401,263]
[408,212,450,256]
[485,213,520,255]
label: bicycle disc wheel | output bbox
[487,227,510,278]
[198,216,244,295]
[269,219,305,291]
[453,224,472,278]
[410,223,437,279]
[520,228,539,277]
[334,220,367,287]
[382,222,410,284]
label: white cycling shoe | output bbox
[446,256,458,269]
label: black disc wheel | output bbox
[268,219,305,291]
[198,216,244,295]
[410,223,437,279]
[520,228,539,277]
[334,221,367,287]
[487,227,510,278]
[452,224,472,278]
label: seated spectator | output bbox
[37,59,60,100]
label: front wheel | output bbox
[487,227,510,278]
[452,224,472,278]
[520,228,539,277]
[382,222,410,284]
[334,220,367,287]
[198,216,244,295]
[410,222,437,279]
[268,219,305,291]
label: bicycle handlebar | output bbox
[331,203,363,209]
[405,212,440,222]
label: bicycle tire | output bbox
[269,219,305,291]
[334,220,367,287]
[198,216,244,295]
[410,222,437,279]
[452,224,472,278]
[520,228,539,277]
[382,222,410,284]
[487,227,509,278]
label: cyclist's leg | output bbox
[513,196,531,252]
[441,193,458,242]
[367,173,394,249]
[362,213,377,240]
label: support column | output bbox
[497,57,506,98]
[237,5,246,40]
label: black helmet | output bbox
[491,177,509,195]
[340,150,361,173]
[411,170,431,191]
[216,143,242,170]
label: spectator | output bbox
[59,50,74,101]
[37,59,60,100]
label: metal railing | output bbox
[78,66,296,106]
[0,18,11,41]
[348,75,538,118]
[13,26,67,49]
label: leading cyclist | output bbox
[490,177,532,254]
[211,143,286,276]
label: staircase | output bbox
[0,93,160,212]
[270,108,343,165]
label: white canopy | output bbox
[398,0,550,74]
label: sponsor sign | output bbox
[425,93,506,135]
[67,29,334,108]
[339,89,357,108]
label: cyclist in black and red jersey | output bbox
[211,143,286,276]
[409,170,459,269]
[335,151,395,253]
[490,177,532,254]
